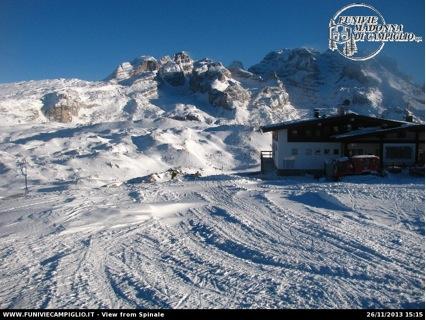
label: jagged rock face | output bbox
[157,52,193,86]
[228,61,262,80]
[190,59,231,93]
[123,98,138,116]
[286,48,319,74]
[189,59,250,109]
[253,80,289,109]
[249,48,321,112]
[1,48,423,130]
[248,48,425,118]
[99,49,424,119]
[112,62,134,82]
[41,91,82,123]
[249,48,320,79]
[166,104,212,123]
[109,52,252,110]
[133,57,159,74]
[158,57,186,86]
[208,82,250,110]
[107,56,159,83]
[174,52,193,74]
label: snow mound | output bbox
[290,190,352,211]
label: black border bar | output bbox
[1,309,424,320]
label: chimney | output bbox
[405,111,413,122]
[338,99,350,116]
[338,106,348,116]
[313,108,320,118]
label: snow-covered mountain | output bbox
[249,48,425,120]
[0,49,424,309]
[1,49,423,126]
[0,49,424,187]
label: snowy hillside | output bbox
[0,49,424,309]
[0,49,423,186]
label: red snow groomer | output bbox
[325,155,381,180]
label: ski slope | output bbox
[0,174,423,308]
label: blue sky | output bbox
[0,0,424,84]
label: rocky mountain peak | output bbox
[249,48,424,120]
[173,51,193,74]
[41,90,83,123]
[106,56,158,83]
[32,48,424,122]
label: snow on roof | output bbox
[351,155,379,159]
[331,123,424,140]
[260,112,359,132]
[331,126,382,139]
[336,157,349,162]
[260,112,419,133]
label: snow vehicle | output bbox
[326,155,381,180]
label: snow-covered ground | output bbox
[0,173,424,308]
[0,48,424,309]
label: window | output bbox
[349,149,363,156]
[291,148,298,156]
[291,129,298,136]
[333,126,339,133]
[305,148,312,156]
[324,149,330,155]
[333,149,339,155]
[323,127,331,136]
[305,129,312,137]
[385,146,413,159]
[314,129,321,137]
[397,131,406,138]
[314,149,321,155]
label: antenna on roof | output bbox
[313,108,320,118]
[405,110,413,122]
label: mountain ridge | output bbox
[1,48,423,127]
[0,48,423,184]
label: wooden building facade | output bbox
[261,112,425,175]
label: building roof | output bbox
[260,112,415,133]
[331,123,424,141]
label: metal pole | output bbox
[24,173,28,195]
